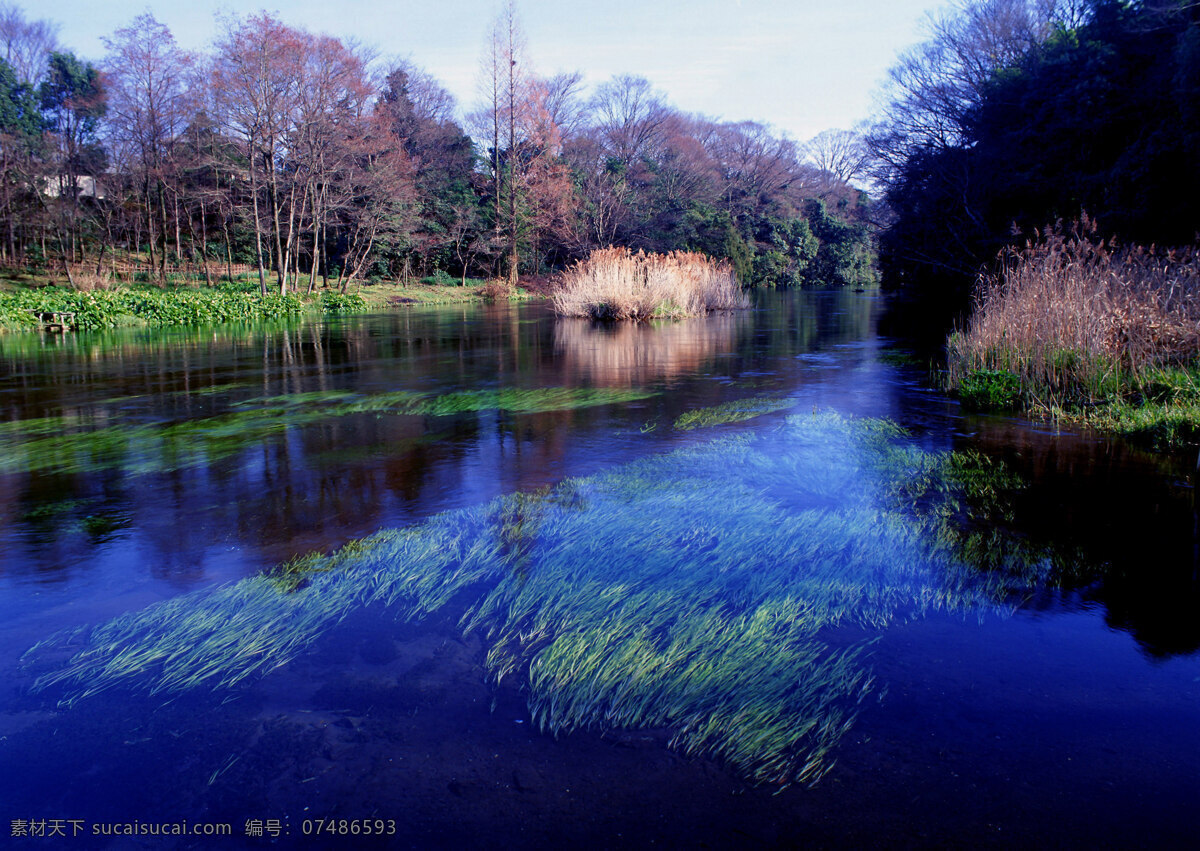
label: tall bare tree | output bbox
[588,74,672,168]
[804,128,868,190]
[103,13,196,281]
[0,2,57,86]
[212,13,304,294]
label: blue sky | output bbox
[33,0,943,143]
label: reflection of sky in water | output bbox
[0,293,896,591]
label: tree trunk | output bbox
[249,148,267,295]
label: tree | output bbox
[292,33,374,290]
[378,61,477,279]
[212,13,304,293]
[0,55,41,262]
[804,128,869,191]
[867,0,1081,288]
[588,74,672,168]
[0,2,57,86]
[872,0,1200,292]
[103,13,196,281]
[329,111,417,289]
[473,0,574,282]
[39,50,106,282]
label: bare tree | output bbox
[293,33,373,291]
[540,71,586,142]
[804,129,868,188]
[0,2,57,86]
[212,13,304,294]
[588,74,672,167]
[475,0,571,283]
[869,0,1070,174]
[103,13,196,281]
[706,120,801,219]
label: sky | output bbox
[29,0,945,144]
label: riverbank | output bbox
[0,273,536,332]
[946,230,1200,447]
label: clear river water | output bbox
[0,290,1197,848]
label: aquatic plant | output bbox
[673,395,794,430]
[22,412,1069,787]
[0,286,307,332]
[552,247,750,320]
[318,290,368,313]
[0,386,656,476]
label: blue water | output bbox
[0,290,1197,848]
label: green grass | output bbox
[1052,365,1200,447]
[21,411,1074,788]
[955,369,1023,411]
[954,360,1200,447]
[355,278,537,308]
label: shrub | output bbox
[320,290,367,313]
[479,279,516,300]
[424,269,455,286]
[552,247,749,321]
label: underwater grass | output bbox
[0,386,656,476]
[673,395,795,431]
[21,412,1072,787]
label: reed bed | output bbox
[947,226,1200,412]
[552,247,750,321]
[22,412,1070,786]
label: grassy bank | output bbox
[552,247,749,321]
[356,277,535,308]
[0,272,538,332]
[946,228,1200,446]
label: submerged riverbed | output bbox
[1,291,1197,847]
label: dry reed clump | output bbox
[480,278,514,300]
[552,247,750,321]
[67,271,115,291]
[947,222,1200,409]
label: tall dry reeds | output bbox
[948,223,1200,409]
[551,247,749,321]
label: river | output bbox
[0,290,1196,847]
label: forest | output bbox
[1,0,1194,302]
[870,0,1200,294]
[0,1,875,296]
